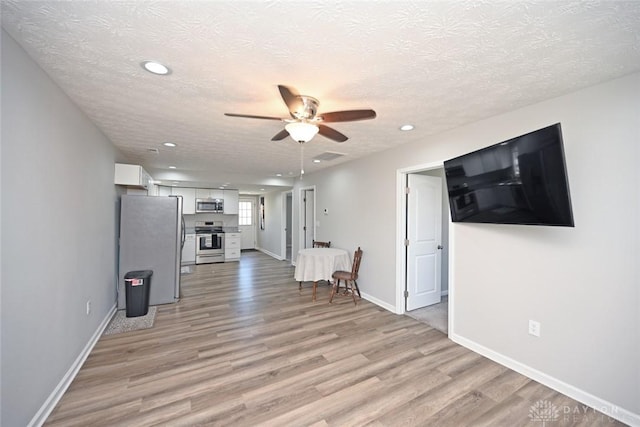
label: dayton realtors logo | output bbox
[528,400,620,425]
[529,400,560,426]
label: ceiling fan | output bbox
[224,85,376,143]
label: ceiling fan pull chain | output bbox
[300,143,305,178]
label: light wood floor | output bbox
[46,251,625,426]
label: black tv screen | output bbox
[444,123,574,227]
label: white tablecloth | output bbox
[294,248,351,282]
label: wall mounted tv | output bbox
[444,123,574,227]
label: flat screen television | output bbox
[444,123,574,226]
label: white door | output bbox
[303,189,315,248]
[238,198,256,249]
[406,174,443,311]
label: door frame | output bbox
[396,161,455,335]
[298,185,316,252]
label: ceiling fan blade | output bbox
[318,109,377,123]
[278,85,303,118]
[271,129,290,141]
[224,113,283,121]
[318,124,348,143]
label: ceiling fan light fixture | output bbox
[285,122,319,143]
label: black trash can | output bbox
[124,270,153,317]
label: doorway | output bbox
[281,191,293,262]
[299,186,316,250]
[239,197,257,250]
[405,173,443,311]
[396,162,451,334]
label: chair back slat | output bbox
[313,240,331,248]
[351,247,363,276]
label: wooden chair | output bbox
[330,247,362,305]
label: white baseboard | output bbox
[256,247,284,261]
[361,291,397,313]
[28,304,117,427]
[450,332,640,427]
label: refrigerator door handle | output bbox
[181,216,186,249]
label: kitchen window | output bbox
[239,201,253,226]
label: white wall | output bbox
[1,30,120,426]
[292,73,640,421]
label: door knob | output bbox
[437,245,443,250]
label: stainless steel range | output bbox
[195,221,225,264]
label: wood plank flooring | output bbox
[45,251,625,426]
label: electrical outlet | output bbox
[528,319,541,337]
[86,300,91,315]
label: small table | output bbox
[294,248,352,301]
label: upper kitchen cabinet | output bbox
[223,189,239,214]
[157,186,172,197]
[171,187,196,214]
[114,163,151,189]
[196,189,225,199]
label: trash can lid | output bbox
[124,270,153,279]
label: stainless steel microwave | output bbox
[195,198,224,213]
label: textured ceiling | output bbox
[3,1,640,193]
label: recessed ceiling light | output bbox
[400,124,414,131]
[168,165,176,169]
[276,173,282,177]
[313,159,321,163]
[219,186,225,189]
[141,60,171,75]
[163,142,177,147]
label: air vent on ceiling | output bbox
[147,148,159,154]
[314,151,345,162]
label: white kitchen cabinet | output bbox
[114,163,151,189]
[196,188,224,199]
[171,187,196,214]
[157,186,172,197]
[182,233,196,265]
[146,183,158,196]
[223,189,239,214]
[225,232,241,261]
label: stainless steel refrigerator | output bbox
[117,195,184,309]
